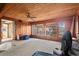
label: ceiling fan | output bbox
[25,9,37,20]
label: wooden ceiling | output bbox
[0,3,79,22]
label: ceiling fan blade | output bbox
[30,17,36,18]
[27,12,30,17]
[27,13,37,18]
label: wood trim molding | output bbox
[30,15,74,25]
[2,16,30,24]
[2,16,20,21]
[0,19,2,42]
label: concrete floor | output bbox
[0,38,61,56]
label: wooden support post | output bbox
[70,16,77,38]
[73,16,76,38]
[71,15,79,38]
[75,15,79,37]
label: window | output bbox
[59,22,65,37]
[32,22,58,37]
[45,23,58,36]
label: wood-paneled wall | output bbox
[15,21,31,37]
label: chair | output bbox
[53,31,72,56]
[32,31,72,56]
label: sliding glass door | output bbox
[2,23,9,38]
[1,19,15,41]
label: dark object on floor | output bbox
[15,35,30,40]
[32,51,55,56]
[20,35,30,40]
[0,50,5,53]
